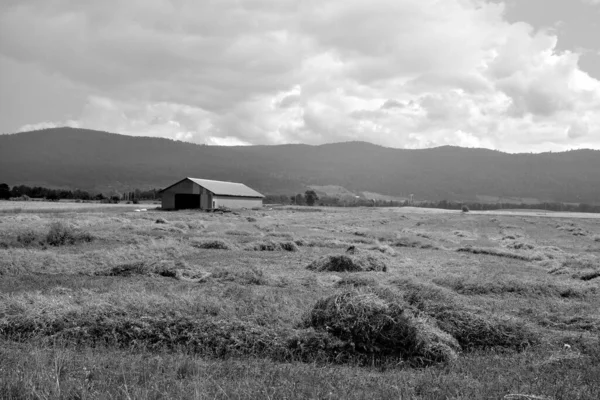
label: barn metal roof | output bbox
[186,177,264,198]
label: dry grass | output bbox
[1,206,600,398]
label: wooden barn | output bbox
[159,177,264,210]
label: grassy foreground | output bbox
[1,206,599,399]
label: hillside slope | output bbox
[1,127,599,203]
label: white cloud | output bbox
[1,0,600,152]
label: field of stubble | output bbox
[1,205,599,400]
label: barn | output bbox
[159,177,264,210]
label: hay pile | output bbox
[398,280,539,351]
[191,238,236,250]
[303,288,459,366]
[248,240,299,252]
[306,247,389,272]
[302,282,539,366]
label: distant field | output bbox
[0,200,155,213]
[1,206,599,399]
[398,206,600,219]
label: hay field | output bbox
[0,200,150,214]
[1,206,599,399]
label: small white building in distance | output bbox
[159,177,264,210]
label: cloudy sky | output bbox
[1,0,599,152]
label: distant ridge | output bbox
[1,127,599,203]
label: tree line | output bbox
[0,183,160,203]
[264,191,600,213]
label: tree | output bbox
[294,193,305,205]
[304,190,319,206]
[0,183,10,199]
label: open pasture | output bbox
[0,200,150,214]
[1,206,599,399]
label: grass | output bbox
[1,206,599,398]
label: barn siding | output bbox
[161,180,197,210]
[161,179,263,210]
[213,196,262,209]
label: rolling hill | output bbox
[1,127,599,203]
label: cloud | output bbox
[1,0,600,152]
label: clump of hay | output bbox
[302,288,459,366]
[457,246,542,261]
[45,222,94,246]
[549,256,600,281]
[248,240,299,252]
[98,260,211,282]
[305,239,351,249]
[212,267,269,285]
[368,244,397,256]
[191,238,236,250]
[225,230,253,236]
[103,261,152,276]
[506,241,535,250]
[336,275,378,288]
[173,222,188,230]
[398,280,538,351]
[307,247,389,273]
[246,217,257,222]
[392,237,438,250]
[266,232,295,240]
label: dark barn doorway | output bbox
[174,194,200,210]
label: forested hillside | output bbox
[1,127,599,203]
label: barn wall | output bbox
[161,180,198,210]
[213,196,262,209]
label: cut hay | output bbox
[248,240,299,252]
[303,289,459,365]
[191,238,236,250]
[398,280,539,351]
[392,237,438,249]
[336,275,378,288]
[457,246,543,261]
[307,247,389,272]
[97,260,211,283]
[549,256,600,281]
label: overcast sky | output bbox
[1,0,599,152]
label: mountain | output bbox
[1,127,599,203]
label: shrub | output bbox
[461,205,469,213]
[246,217,257,222]
[155,218,168,224]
